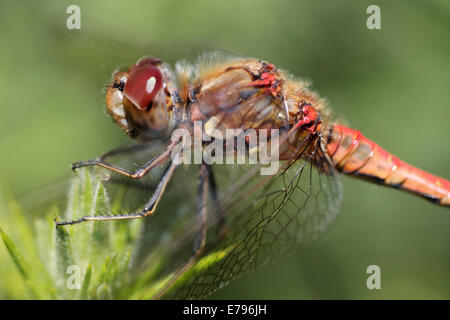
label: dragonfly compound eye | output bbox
[124,62,163,110]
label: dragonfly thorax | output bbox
[106,55,330,161]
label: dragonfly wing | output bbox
[14,138,171,217]
[13,139,342,300]
[149,152,342,299]
[51,28,241,90]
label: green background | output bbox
[0,0,449,299]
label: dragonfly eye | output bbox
[124,63,163,110]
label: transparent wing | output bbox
[14,138,342,299]
[129,147,342,299]
[15,137,170,217]
[176,159,341,299]
[50,28,240,90]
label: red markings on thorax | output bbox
[246,63,282,97]
[294,103,320,133]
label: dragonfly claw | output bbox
[71,160,97,172]
[71,162,81,171]
[71,161,86,171]
[54,217,85,227]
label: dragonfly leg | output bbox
[71,141,176,179]
[55,161,177,226]
[206,165,227,237]
[154,163,209,299]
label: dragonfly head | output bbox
[106,57,174,138]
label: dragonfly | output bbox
[50,51,449,299]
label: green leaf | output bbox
[80,264,92,299]
[55,224,74,279]
[0,226,29,280]
[92,182,111,249]
[82,169,94,216]
[135,244,235,299]
[0,226,42,298]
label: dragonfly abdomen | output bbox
[326,124,450,206]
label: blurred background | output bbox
[0,0,449,299]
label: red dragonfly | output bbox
[55,54,449,299]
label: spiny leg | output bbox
[55,161,177,226]
[71,140,177,179]
[154,163,209,299]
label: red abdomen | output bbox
[326,124,450,207]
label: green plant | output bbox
[0,169,210,299]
